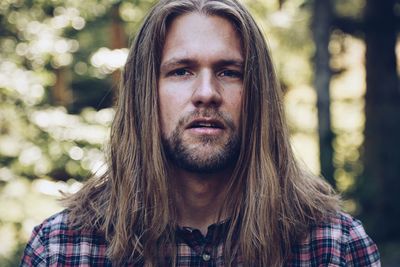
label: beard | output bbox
[162,109,240,173]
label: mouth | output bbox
[186,119,225,130]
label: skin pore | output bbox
[158,13,244,235]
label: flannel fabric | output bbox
[20,210,380,266]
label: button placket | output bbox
[201,225,215,263]
[202,252,211,261]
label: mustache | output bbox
[177,109,236,131]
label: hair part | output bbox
[63,0,340,266]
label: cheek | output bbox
[159,79,195,130]
[158,90,185,136]
[226,91,243,127]
[159,96,173,135]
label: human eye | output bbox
[219,69,243,79]
[168,68,191,77]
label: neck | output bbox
[173,168,232,235]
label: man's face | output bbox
[158,13,243,173]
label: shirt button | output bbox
[202,253,211,261]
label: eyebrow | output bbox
[160,58,196,73]
[160,58,244,73]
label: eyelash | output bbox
[169,69,191,77]
[167,68,242,79]
[219,70,242,78]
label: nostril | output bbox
[191,88,222,108]
[193,98,221,108]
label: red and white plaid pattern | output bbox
[20,210,380,266]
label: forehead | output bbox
[161,12,243,64]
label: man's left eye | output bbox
[219,70,242,78]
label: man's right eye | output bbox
[169,69,190,76]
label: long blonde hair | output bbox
[64,0,340,266]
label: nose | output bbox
[191,70,222,108]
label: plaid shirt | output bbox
[20,210,380,266]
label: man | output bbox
[21,0,380,266]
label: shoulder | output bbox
[20,209,111,267]
[310,212,372,245]
[289,212,381,266]
[29,209,71,243]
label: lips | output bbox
[186,119,225,130]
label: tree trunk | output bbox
[52,67,71,106]
[312,0,335,187]
[360,0,400,243]
[111,3,126,95]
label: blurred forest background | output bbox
[0,0,399,265]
